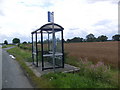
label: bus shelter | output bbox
[31,23,64,71]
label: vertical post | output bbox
[52,12,55,72]
[36,32,38,67]
[32,33,34,65]
[41,30,44,71]
[48,32,50,51]
[61,30,64,68]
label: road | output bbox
[2,47,33,88]
[3,46,16,50]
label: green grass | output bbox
[65,56,119,88]
[8,47,32,62]
[19,44,32,50]
[43,72,116,88]
[7,46,119,88]
[42,58,119,88]
[2,44,15,48]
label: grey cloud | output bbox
[69,28,80,31]
[86,0,119,4]
[0,32,31,43]
[94,20,111,26]
[0,10,5,16]
[65,29,88,40]
[0,0,5,16]
[10,32,31,42]
[0,34,11,43]
[18,1,53,8]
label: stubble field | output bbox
[64,41,119,68]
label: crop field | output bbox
[20,41,119,68]
[64,41,119,68]
[7,41,119,88]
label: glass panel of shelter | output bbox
[42,30,63,69]
[32,32,41,67]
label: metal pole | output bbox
[52,12,55,72]
[61,30,64,68]
[36,32,38,67]
[41,30,44,71]
[48,33,50,51]
[32,33,34,65]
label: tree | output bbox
[86,33,96,42]
[71,37,83,42]
[28,41,31,44]
[66,39,71,42]
[63,39,66,43]
[22,41,27,44]
[38,40,41,43]
[4,40,8,45]
[66,37,83,43]
[112,34,120,41]
[12,38,20,44]
[97,35,108,42]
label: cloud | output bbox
[0,0,118,43]
[85,0,119,4]
[0,34,10,43]
[0,32,31,43]
[0,10,5,16]
[94,20,112,26]
[18,0,63,8]
[69,28,81,31]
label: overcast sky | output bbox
[0,0,119,43]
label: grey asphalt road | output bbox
[3,46,16,50]
[2,48,33,88]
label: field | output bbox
[64,41,119,68]
[6,42,119,88]
[19,41,119,68]
[5,42,119,88]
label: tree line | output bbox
[3,34,120,45]
[66,34,120,43]
[3,38,20,45]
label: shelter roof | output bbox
[32,23,64,34]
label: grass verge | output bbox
[43,72,116,88]
[7,46,119,88]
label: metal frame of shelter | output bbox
[31,23,64,71]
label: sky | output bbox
[0,0,119,43]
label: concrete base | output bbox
[25,62,80,77]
